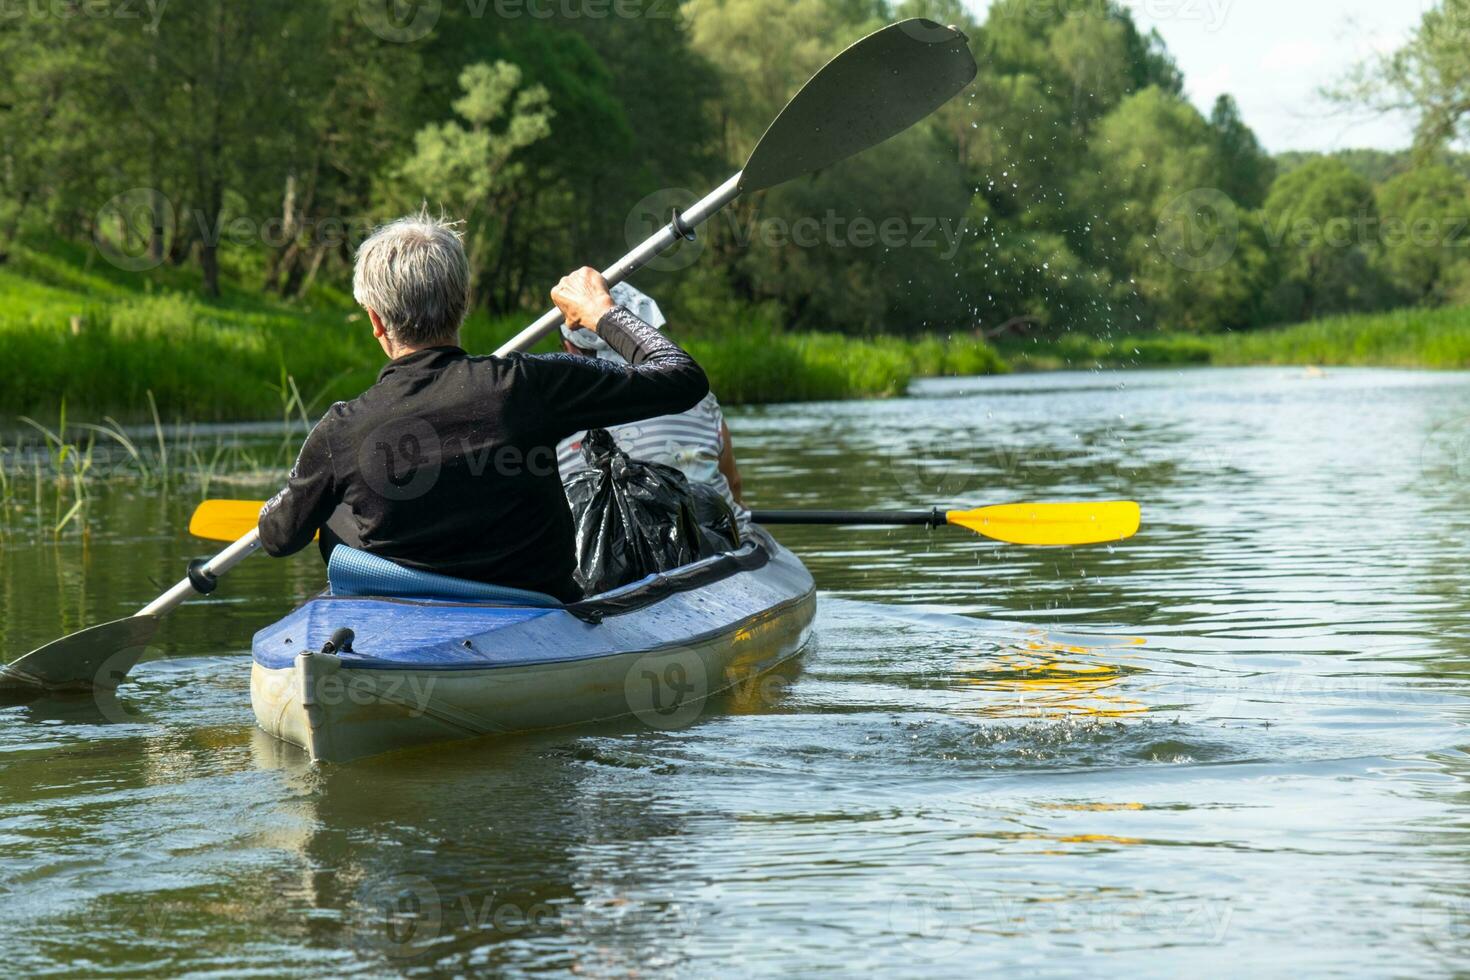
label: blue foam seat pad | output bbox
[326,546,562,607]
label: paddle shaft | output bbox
[138,528,262,617]
[493,174,743,357]
[753,509,947,528]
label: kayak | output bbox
[250,529,816,763]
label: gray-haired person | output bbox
[257,212,709,602]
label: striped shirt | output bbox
[557,392,750,525]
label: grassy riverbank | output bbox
[998,305,1470,372]
[15,237,1469,424]
[0,242,1006,422]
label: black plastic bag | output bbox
[688,481,741,557]
[565,429,741,596]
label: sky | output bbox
[967,0,1438,154]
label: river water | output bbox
[2,367,1469,976]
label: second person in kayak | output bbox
[555,283,749,528]
[256,211,709,601]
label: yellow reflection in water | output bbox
[952,630,1149,719]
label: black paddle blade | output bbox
[0,615,159,696]
[739,19,977,193]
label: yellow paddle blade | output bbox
[189,499,273,542]
[948,502,1141,546]
[190,498,1139,547]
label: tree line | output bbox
[2,0,1469,338]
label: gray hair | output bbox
[353,210,469,347]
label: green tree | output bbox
[983,0,1180,99]
[683,0,888,317]
[1373,165,1470,303]
[1210,95,1275,208]
[960,199,1114,336]
[1072,88,1277,332]
[137,0,331,295]
[1261,158,1386,320]
[685,0,886,160]
[0,25,85,261]
[261,0,425,298]
[392,62,554,304]
[1336,0,1470,156]
[1049,12,1138,127]
[741,128,973,332]
[565,9,722,192]
[414,14,643,314]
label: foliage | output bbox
[1372,165,1470,304]
[1002,305,1470,371]
[1260,158,1389,321]
[6,0,1470,413]
[391,62,555,301]
[1335,0,1470,155]
[1210,95,1276,208]
[0,240,1004,418]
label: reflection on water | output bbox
[3,367,1470,975]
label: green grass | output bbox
[0,240,1008,421]
[689,328,1007,404]
[996,333,1216,371]
[16,233,1470,424]
[1209,306,1470,368]
[998,305,1470,372]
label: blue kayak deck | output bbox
[252,539,815,672]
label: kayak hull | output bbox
[250,534,815,762]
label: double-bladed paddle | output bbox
[186,500,1141,548]
[2,20,979,693]
[754,503,1141,547]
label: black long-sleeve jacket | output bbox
[258,306,709,600]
